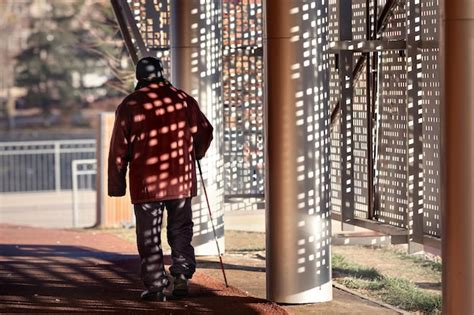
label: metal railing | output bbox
[71,159,97,227]
[0,139,96,192]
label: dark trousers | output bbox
[134,198,196,291]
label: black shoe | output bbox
[140,290,167,301]
[172,274,189,298]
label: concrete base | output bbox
[225,210,375,234]
[408,241,425,254]
[332,231,391,246]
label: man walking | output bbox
[108,56,213,301]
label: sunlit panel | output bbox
[128,0,171,75]
[222,0,264,197]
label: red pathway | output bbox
[0,224,286,314]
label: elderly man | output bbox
[108,56,213,301]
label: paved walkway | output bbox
[0,224,285,314]
[0,191,97,228]
[0,224,400,314]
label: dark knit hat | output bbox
[136,56,164,81]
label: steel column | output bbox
[441,0,474,313]
[170,0,193,91]
[111,0,138,63]
[338,0,355,229]
[366,0,375,221]
[170,0,225,255]
[264,0,332,303]
[406,0,424,250]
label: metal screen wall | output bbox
[222,0,264,197]
[420,0,441,237]
[329,0,342,214]
[184,0,226,253]
[115,0,443,241]
[127,0,171,72]
[351,0,369,219]
[377,2,408,228]
[329,0,442,240]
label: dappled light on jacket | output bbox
[108,81,213,204]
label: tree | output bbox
[14,0,134,118]
[0,0,30,129]
[16,2,81,114]
[78,0,135,96]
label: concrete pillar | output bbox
[170,0,224,255]
[264,0,332,303]
[441,1,474,313]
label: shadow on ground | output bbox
[0,243,285,314]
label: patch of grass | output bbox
[381,277,442,313]
[393,250,442,273]
[340,277,385,291]
[332,254,383,280]
[333,254,442,313]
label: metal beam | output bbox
[328,39,406,53]
[376,0,399,34]
[441,0,474,313]
[366,0,375,221]
[116,0,148,56]
[330,0,402,126]
[110,0,139,64]
[331,212,409,238]
[339,0,355,230]
[406,0,424,249]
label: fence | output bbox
[72,159,97,227]
[0,139,96,192]
[0,139,97,228]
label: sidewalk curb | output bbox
[332,282,410,315]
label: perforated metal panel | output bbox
[352,64,369,218]
[180,0,225,251]
[350,1,373,219]
[406,0,424,241]
[420,0,441,237]
[328,0,442,241]
[329,0,342,214]
[222,0,264,196]
[351,0,368,41]
[127,0,171,75]
[115,0,444,240]
[376,3,408,227]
